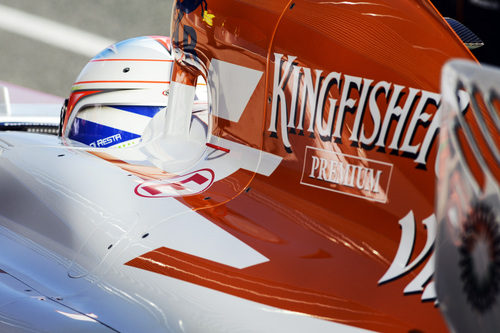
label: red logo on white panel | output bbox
[135,169,215,198]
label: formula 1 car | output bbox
[0,0,493,332]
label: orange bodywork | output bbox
[126,0,476,331]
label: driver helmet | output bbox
[60,35,206,148]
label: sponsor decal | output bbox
[268,54,468,166]
[379,211,437,302]
[301,146,393,203]
[89,133,122,147]
[135,168,214,198]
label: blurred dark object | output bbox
[433,0,500,66]
[445,17,484,49]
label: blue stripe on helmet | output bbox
[69,118,141,148]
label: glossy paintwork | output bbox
[0,130,355,332]
[131,0,475,331]
[0,0,479,332]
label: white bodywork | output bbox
[0,36,371,331]
[0,128,370,332]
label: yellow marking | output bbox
[203,11,215,26]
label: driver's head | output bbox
[60,36,173,148]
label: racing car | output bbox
[0,0,495,332]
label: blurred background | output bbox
[433,0,500,67]
[0,0,497,98]
[0,0,174,97]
